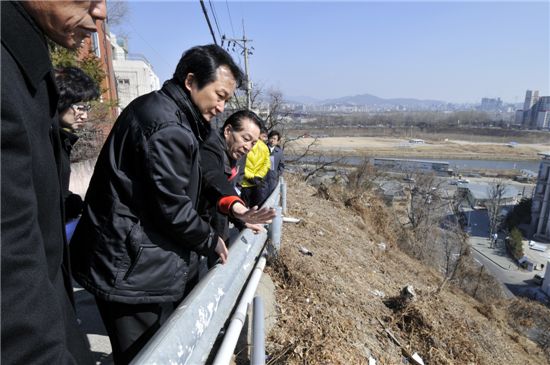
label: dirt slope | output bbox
[265,176,549,364]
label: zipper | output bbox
[123,246,143,281]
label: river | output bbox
[287,155,541,172]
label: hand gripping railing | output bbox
[130,178,286,365]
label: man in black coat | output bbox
[1,1,106,364]
[199,110,268,243]
[71,45,272,364]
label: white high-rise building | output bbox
[110,33,160,110]
[523,90,539,111]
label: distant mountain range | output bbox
[286,93,449,108]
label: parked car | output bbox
[533,273,544,286]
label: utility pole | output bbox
[222,21,253,110]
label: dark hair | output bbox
[268,130,281,140]
[223,110,263,132]
[55,67,100,112]
[173,44,244,90]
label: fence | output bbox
[130,179,286,365]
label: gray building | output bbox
[531,152,550,242]
[516,90,550,130]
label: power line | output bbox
[223,29,253,109]
[208,0,223,41]
[126,21,172,69]
[200,0,217,45]
[225,0,236,38]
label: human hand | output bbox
[215,237,228,264]
[245,222,266,234]
[231,203,276,224]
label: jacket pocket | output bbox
[116,224,187,292]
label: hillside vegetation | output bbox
[266,175,550,364]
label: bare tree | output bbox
[439,221,469,291]
[107,1,130,27]
[260,88,292,134]
[405,173,444,232]
[486,179,508,248]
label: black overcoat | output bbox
[1,2,93,364]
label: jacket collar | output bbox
[161,79,211,143]
[1,2,54,94]
[215,129,235,174]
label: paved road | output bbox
[466,208,549,303]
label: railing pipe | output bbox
[212,256,267,365]
[251,296,265,365]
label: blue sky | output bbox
[111,1,550,103]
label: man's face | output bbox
[268,134,280,146]
[22,1,107,49]
[186,65,237,122]
[260,133,268,143]
[224,118,260,161]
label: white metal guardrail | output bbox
[130,178,285,365]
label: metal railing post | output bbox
[251,296,265,365]
[280,177,287,216]
[268,207,282,258]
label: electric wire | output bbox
[200,0,218,45]
[208,0,223,41]
[225,0,236,38]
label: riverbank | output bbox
[285,136,549,161]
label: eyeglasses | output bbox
[71,104,92,113]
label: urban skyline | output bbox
[112,1,549,104]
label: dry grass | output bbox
[286,136,549,161]
[265,175,550,364]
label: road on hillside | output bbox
[466,209,544,300]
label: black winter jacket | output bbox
[1,2,93,364]
[71,80,218,304]
[199,129,244,241]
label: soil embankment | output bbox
[265,175,550,364]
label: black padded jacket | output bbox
[71,81,218,304]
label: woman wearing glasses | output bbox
[55,66,99,227]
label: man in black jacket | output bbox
[267,129,285,193]
[1,1,106,364]
[71,45,272,364]
[200,110,267,243]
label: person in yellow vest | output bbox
[240,126,271,207]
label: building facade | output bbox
[80,22,118,121]
[110,33,160,110]
[516,90,550,130]
[531,152,550,242]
